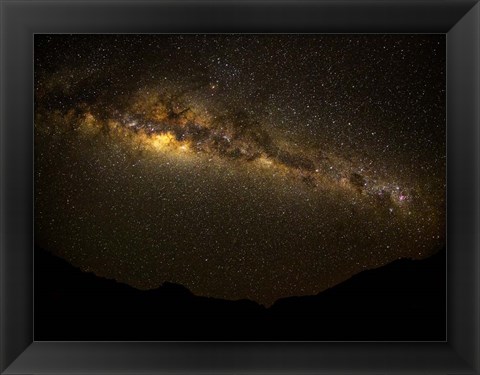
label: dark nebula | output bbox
[34,35,446,306]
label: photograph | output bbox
[34,34,446,341]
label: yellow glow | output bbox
[85,113,95,125]
[150,132,175,150]
[179,143,191,152]
[257,155,273,167]
[79,112,102,135]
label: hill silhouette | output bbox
[34,245,446,341]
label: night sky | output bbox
[34,35,446,307]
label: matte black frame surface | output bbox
[1,0,479,374]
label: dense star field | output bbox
[34,35,445,306]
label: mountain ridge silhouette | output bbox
[34,245,446,341]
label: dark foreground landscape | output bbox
[35,246,446,341]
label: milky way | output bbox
[34,35,445,306]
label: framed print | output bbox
[32,32,447,343]
[1,0,479,374]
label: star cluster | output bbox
[34,35,445,306]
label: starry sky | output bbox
[34,34,446,306]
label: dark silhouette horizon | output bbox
[34,245,446,341]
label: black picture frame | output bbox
[1,0,479,374]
